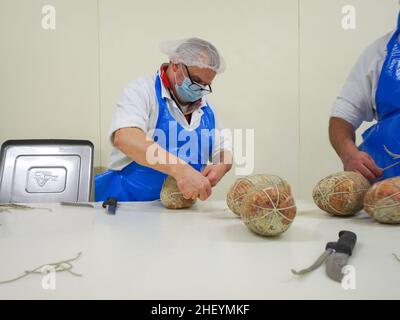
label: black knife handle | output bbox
[102,197,118,215]
[325,230,357,256]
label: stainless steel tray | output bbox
[0,140,93,203]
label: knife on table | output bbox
[291,230,357,282]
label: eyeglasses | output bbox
[184,65,212,94]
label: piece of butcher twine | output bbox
[382,145,400,171]
[0,203,52,213]
[0,252,82,285]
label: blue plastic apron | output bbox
[359,12,400,179]
[95,73,215,201]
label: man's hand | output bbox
[329,117,383,182]
[202,163,231,187]
[342,150,383,182]
[174,166,212,201]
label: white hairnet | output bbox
[159,37,226,73]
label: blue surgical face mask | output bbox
[174,76,206,103]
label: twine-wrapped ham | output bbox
[160,176,196,209]
[240,175,296,236]
[364,177,400,224]
[226,174,285,216]
[312,171,370,216]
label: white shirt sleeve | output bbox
[331,50,375,130]
[330,32,393,130]
[108,78,152,144]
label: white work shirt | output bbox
[330,31,397,129]
[108,68,232,171]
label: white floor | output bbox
[0,200,399,299]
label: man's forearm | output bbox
[113,127,190,178]
[329,117,359,163]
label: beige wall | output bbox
[0,0,398,200]
[0,0,101,165]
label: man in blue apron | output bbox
[329,12,400,182]
[95,38,232,202]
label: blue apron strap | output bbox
[203,104,216,159]
[379,11,400,55]
[386,28,400,53]
[374,19,400,121]
[397,11,400,31]
[154,73,167,129]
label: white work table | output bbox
[0,200,399,300]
